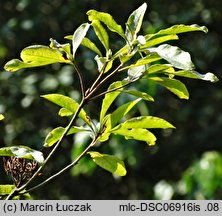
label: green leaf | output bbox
[81,37,102,56]
[142,34,179,49]
[169,70,219,83]
[91,20,109,51]
[0,185,15,196]
[0,114,4,121]
[87,10,125,39]
[126,3,147,42]
[44,126,88,147]
[149,44,195,70]
[4,45,71,72]
[100,81,127,121]
[149,77,189,99]
[94,55,113,73]
[0,146,44,165]
[110,116,174,145]
[156,24,208,35]
[110,98,141,127]
[122,90,154,102]
[112,116,175,130]
[58,108,73,117]
[41,94,91,125]
[120,53,161,71]
[127,64,149,80]
[144,64,175,75]
[72,23,90,58]
[88,151,127,176]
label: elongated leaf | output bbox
[100,81,127,121]
[149,77,189,99]
[87,10,125,39]
[91,20,109,51]
[169,70,219,83]
[126,3,147,42]
[41,94,90,125]
[156,24,208,35]
[142,34,179,49]
[44,126,88,147]
[111,127,157,145]
[149,44,195,70]
[112,116,175,130]
[81,37,102,56]
[88,151,127,176]
[120,53,161,71]
[4,45,71,72]
[144,64,175,75]
[122,90,154,102]
[72,23,90,57]
[0,146,44,165]
[110,98,141,127]
[0,114,4,121]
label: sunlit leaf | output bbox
[0,185,15,196]
[120,53,161,71]
[110,98,141,127]
[100,81,127,121]
[0,146,44,165]
[113,116,175,130]
[41,94,91,125]
[122,90,154,102]
[0,114,4,121]
[95,55,113,73]
[4,45,71,72]
[149,44,195,70]
[91,20,109,51]
[81,37,102,56]
[149,77,189,99]
[156,24,208,35]
[144,64,175,75]
[142,34,179,49]
[72,23,90,58]
[87,10,125,39]
[58,108,73,117]
[111,127,157,145]
[44,126,89,147]
[88,151,127,176]
[126,3,147,42]
[169,70,219,83]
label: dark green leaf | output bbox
[41,94,91,125]
[0,146,44,165]
[72,23,90,58]
[88,151,127,176]
[149,77,189,99]
[87,10,125,39]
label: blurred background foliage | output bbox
[0,0,222,199]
